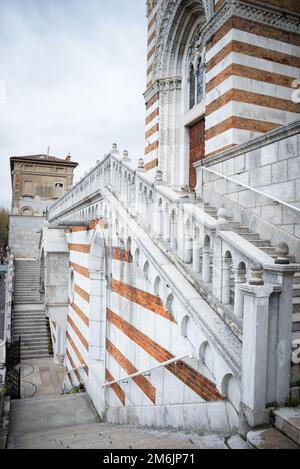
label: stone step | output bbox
[13,328,48,335]
[13,320,47,326]
[21,345,49,353]
[273,407,300,446]
[21,350,50,357]
[249,239,271,248]
[260,247,276,255]
[14,300,43,305]
[21,354,51,361]
[13,311,46,316]
[240,233,260,241]
[21,337,49,345]
[14,297,41,301]
[14,334,49,341]
[247,427,299,449]
[293,285,300,296]
[293,298,300,313]
[232,227,251,234]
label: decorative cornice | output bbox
[144,77,182,103]
[203,0,300,46]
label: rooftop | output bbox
[10,154,78,168]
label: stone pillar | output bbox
[170,216,177,251]
[241,264,274,427]
[55,327,65,366]
[221,257,231,305]
[142,193,148,226]
[202,243,211,283]
[164,211,170,243]
[192,238,201,274]
[157,204,163,238]
[234,267,246,319]
[184,230,193,264]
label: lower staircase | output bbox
[12,259,50,361]
[6,393,229,449]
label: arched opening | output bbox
[221,373,241,411]
[134,248,140,267]
[166,293,175,318]
[126,237,132,259]
[154,276,161,298]
[200,341,215,379]
[181,315,190,338]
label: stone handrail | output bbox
[48,145,299,327]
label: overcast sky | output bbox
[0,0,147,209]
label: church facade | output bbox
[9,1,300,436]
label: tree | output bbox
[0,207,9,256]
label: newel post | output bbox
[240,264,274,427]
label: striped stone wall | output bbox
[61,214,238,431]
[143,0,300,181]
[144,1,162,171]
[205,13,300,157]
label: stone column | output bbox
[164,211,170,243]
[234,267,246,319]
[221,257,231,305]
[241,264,273,427]
[192,237,201,274]
[157,204,163,238]
[55,327,65,366]
[184,230,193,264]
[170,216,177,251]
[202,243,211,283]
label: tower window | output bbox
[197,60,205,104]
[189,65,195,110]
[55,183,64,188]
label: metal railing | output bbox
[65,364,87,385]
[202,166,300,214]
[103,354,193,388]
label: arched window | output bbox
[197,59,205,104]
[189,65,195,109]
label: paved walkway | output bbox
[19,358,65,399]
[7,393,229,449]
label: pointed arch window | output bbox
[189,65,195,110]
[197,59,205,104]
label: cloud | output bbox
[0,0,147,208]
